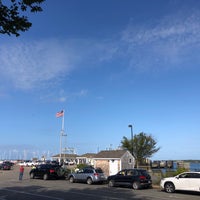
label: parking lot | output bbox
[0,166,199,200]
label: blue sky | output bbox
[0,0,200,160]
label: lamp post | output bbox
[128,124,134,156]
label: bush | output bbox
[76,164,93,169]
[164,168,187,178]
[175,167,187,175]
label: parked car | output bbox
[29,164,66,180]
[0,163,11,170]
[2,161,14,167]
[160,172,200,193]
[68,167,107,184]
[107,169,152,190]
[19,160,35,167]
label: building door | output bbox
[109,160,118,176]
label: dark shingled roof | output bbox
[94,150,128,159]
[78,153,96,158]
[52,153,77,158]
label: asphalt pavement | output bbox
[0,165,199,200]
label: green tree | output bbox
[121,132,160,167]
[0,0,45,36]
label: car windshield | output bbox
[117,170,125,175]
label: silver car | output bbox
[69,167,107,184]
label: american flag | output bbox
[56,110,64,118]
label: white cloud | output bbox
[1,9,200,93]
[0,39,73,90]
[121,11,200,72]
[77,89,88,96]
[0,38,118,91]
[39,88,88,103]
[122,11,200,46]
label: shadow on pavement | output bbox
[0,184,150,200]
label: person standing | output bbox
[19,165,24,180]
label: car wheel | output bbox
[43,174,49,180]
[69,176,74,183]
[30,173,35,179]
[164,182,175,193]
[132,182,140,190]
[87,178,93,185]
[108,180,115,187]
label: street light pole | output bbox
[128,124,134,156]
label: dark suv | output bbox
[29,164,65,180]
[0,163,11,170]
[107,169,152,190]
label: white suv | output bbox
[160,172,200,193]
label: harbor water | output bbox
[151,161,200,174]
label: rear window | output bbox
[84,169,93,173]
[192,173,200,178]
[95,168,104,173]
[138,170,149,176]
[38,164,57,169]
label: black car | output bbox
[0,163,11,170]
[29,164,65,180]
[107,169,152,190]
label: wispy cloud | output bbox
[1,8,200,93]
[0,38,117,92]
[56,89,88,102]
[122,13,200,46]
[0,39,73,90]
[39,88,88,103]
[121,10,200,72]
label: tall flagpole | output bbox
[62,110,65,131]
[60,110,65,164]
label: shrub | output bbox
[164,167,187,177]
[76,164,93,169]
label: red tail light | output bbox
[50,169,55,173]
[139,175,146,180]
[94,173,99,176]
